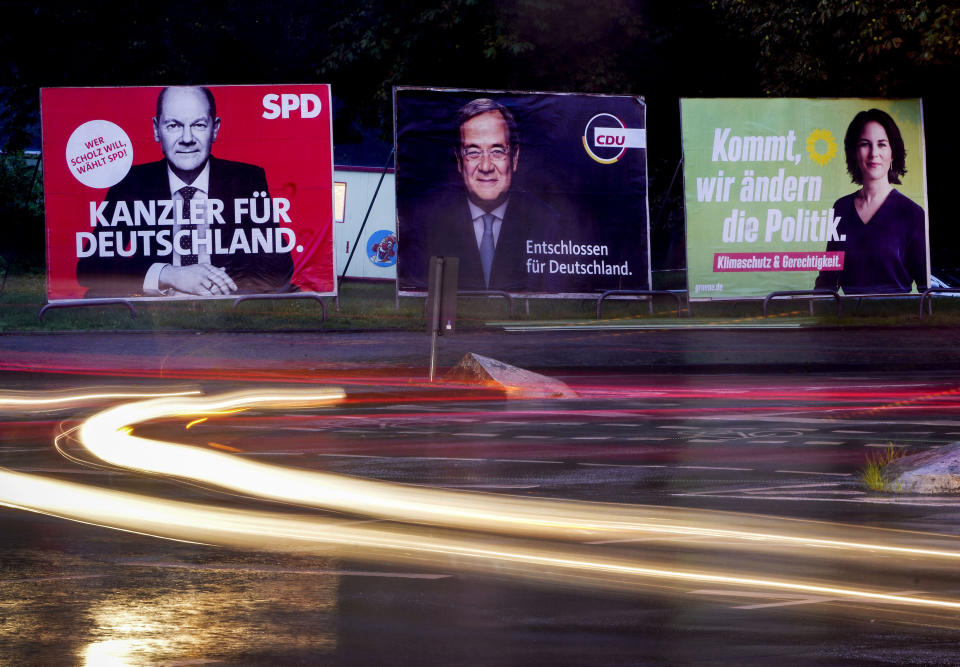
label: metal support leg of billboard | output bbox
[421,291,514,319]
[232,293,327,322]
[761,290,840,318]
[845,292,925,317]
[595,290,684,319]
[919,288,960,318]
[38,300,137,321]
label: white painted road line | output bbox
[748,489,866,496]
[315,454,484,462]
[410,457,487,462]
[688,482,843,494]
[776,470,853,477]
[673,492,960,506]
[313,453,379,458]
[578,463,667,468]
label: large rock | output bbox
[885,441,960,494]
[443,353,578,399]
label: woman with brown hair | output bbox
[815,108,927,294]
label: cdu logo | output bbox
[582,113,647,164]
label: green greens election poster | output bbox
[681,99,928,300]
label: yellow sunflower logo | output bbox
[806,129,838,166]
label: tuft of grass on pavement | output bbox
[860,443,908,493]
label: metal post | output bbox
[428,258,444,382]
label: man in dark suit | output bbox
[77,86,293,298]
[418,98,564,292]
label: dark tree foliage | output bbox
[0,152,43,269]
[319,1,661,138]
[0,2,332,150]
[710,0,960,266]
[2,0,696,148]
[2,0,957,270]
[710,0,959,95]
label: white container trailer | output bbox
[334,166,396,280]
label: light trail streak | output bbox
[5,386,960,617]
[0,359,448,390]
[4,467,960,613]
[0,388,201,408]
[72,389,960,562]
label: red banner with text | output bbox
[41,85,336,301]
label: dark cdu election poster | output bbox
[394,87,650,297]
[41,84,336,302]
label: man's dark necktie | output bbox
[179,186,199,266]
[480,213,495,289]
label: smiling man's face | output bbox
[457,110,517,210]
[153,87,220,176]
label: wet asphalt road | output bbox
[6,360,960,664]
[2,326,960,664]
[4,325,960,377]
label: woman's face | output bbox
[857,121,892,185]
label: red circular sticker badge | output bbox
[65,120,133,189]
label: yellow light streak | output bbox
[207,442,243,453]
[3,467,960,613]
[73,389,960,563]
[0,388,201,408]
[6,386,960,618]
[184,417,208,430]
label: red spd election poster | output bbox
[41,85,336,301]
